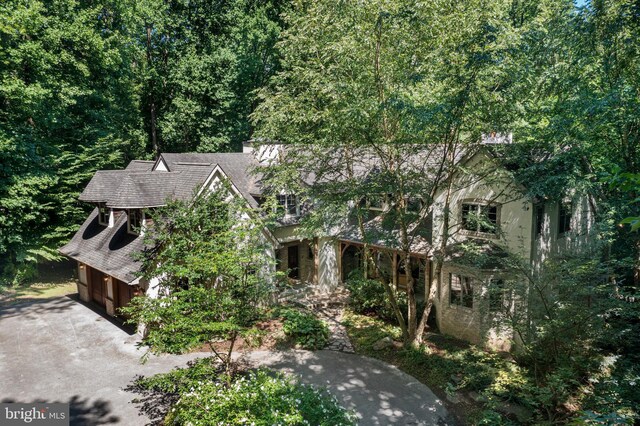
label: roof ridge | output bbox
[174,162,213,166]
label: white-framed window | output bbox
[127,209,143,235]
[450,273,473,308]
[277,194,299,217]
[461,202,499,234]
[97,203,109,226]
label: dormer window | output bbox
[97,203,109,226]
[461,202,499,235]
[127,209,142,235]
[277,195,299,217]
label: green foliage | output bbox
[0,0,286,285]
[134,357,221,396]
[135,0,287,153]
[164,368,356,426]
[280,308,329,350]
[0,0,145,284]
[345,272,408,323]
[121,187,275,369]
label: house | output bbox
[60,141,595,348]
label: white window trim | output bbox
[460,200,501,238]
[97,203,109,226]
[277,194,300,218]
[127,209,144,235]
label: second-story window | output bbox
[558,203,572,236]
[127,209,142,235]
[277,194,299,217]
[461,202,499,234]
[97,203,109,226]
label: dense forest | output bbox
[1,0,639,423]
[0,0,287,282]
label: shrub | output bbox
[345,273,411,323]
[133,357,221,395]
[165,369,357,426]
[281,308,329,350]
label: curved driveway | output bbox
[0,296,453,425]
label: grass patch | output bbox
[0,261,77,305]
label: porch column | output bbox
[105,276,115,316]
[77,263,90,302]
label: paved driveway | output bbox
[0,296,453,425]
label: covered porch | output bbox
[339,241,431,300]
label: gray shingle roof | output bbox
[126,160,155,171]
[106,165,214,208]
[79,171,129,203]
[64,153,265,285]
[338,214,432,256]
[159,153,261,208]
[59,209,144,283]
[78,160,156,203]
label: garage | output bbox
[89,266,107,308]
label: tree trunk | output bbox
[405,255,417,343]
[412,145,455,345]
[146,25,160,158]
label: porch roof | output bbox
[338,215,432,256]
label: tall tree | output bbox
[122,185,275,372]
[135,0,286,154]
[0,0,145,283]
[254,0,515,346]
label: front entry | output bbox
[89,267,106,308]
[288,245,299,279]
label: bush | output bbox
[133,357,221,395]
[281,308,329,350]
[345,273,411,323]
[165,369,357,426]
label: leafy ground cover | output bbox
[279,307,330,350]
[129,358,356,426]
[343,310,536,425]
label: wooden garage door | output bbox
[90,267,106,308]
[116,280,135,317]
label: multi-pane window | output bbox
[558,203,572,235]
[461,203,498,234]
[450,274,473,308]
[277,194,298,216]
[488,279,507,312]
[97,203,109,226]
[127,209,142,235]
